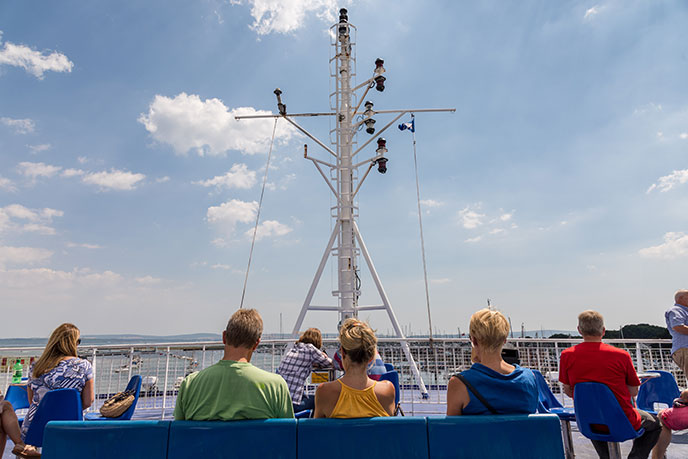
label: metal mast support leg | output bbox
[291,225,340,336]
[353,221,428,396]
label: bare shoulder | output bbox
[316,380,341,396]
[375,379,395,402]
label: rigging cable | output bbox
[239,117,279,309]
[410,114,440,392]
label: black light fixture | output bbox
[338,8,348,35]
[375,137,388,173]
[374,58,386,92]
[363,100,375,134]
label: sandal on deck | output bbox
[12,444,41,458]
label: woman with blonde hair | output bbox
[447,308,537,415]
[277,327,333,412]
[20,323,94,441]
[314,319,395,418]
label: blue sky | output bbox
[1,0,687,338]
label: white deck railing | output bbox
[1,338,680,417]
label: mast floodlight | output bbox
[338,8,349,35]
[364,118,376,134]
[273,88,286,115]
[375,137,388,172]
[374,58,385,75]
[374,75,386,92]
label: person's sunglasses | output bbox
[77,338,81,345]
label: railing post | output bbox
[161,347,171,420]
[128,347,134,382]
[635,342,644,373]
[91,348,98,412]
[201,345,206,370]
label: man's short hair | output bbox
[675,290,688,304]
[225,309,263,348]
[578,310,604,337]
[469,308,510,351]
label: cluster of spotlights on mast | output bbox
[339,8,388,175]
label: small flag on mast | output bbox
[398,118,415,133]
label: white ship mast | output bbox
[237,8,454,397]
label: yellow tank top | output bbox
[329,380,390,418]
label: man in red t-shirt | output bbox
[559,310,661,459]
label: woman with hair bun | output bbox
[21,323,94,441]
[447,308,537,416]
[314,318,395,418]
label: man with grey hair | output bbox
[174,308,294,420]
[559,310,661,458]
[666,289,688,384]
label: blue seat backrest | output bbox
[384,363,395,372]
[4,384,30,410]
[168,419,297,459]
[636,370,680,412]
[42,420,170,459]
[24,388,83,447]
[427,414,563,459]
[532,369,564,410]
[298,417,428,459]
[573,382,642,442]
[378,370,400,406]
[112,374,142,420]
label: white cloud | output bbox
[639,232,688,259]
[584,5,601,20]
[489,228,505,235]
[28,143,51,153]
[135,275,163,285]
[240,0,338,35]
[207,199,258,234]
[647,169,688,193]
[0,204,63,235]
[0,34,74,79]
[61,168,85,178]
[420,199,443,214]
[17,161,61,180]
[247,220,293,241]
[81,169,146,191]
[465,236,482,243]
[66,242,103,249]
[156,176,170,183]
[680,133,688,140]
[499,212,513,221]
[458,205,485,229]
[77,156,88,164]
[138,93,296,156]
[1,117,35,134]
[633,102,663,116]
[0,245,53,268]
[195,163,257,190]
[0,176,17,192]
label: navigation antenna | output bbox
[236,8,454,398]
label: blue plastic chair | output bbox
[574,382,644,459]
[378,370,402,416]
[532,370,575,458]
[294,409,312,419]
[4,384,30,410]
[85,375,142,421]
[636,370,680,414]
[384,363,394,372]
[24,388,83,447]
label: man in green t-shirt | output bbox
[174,309,294,420]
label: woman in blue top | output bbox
[447,308,537,415]
[21,323,94,442]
